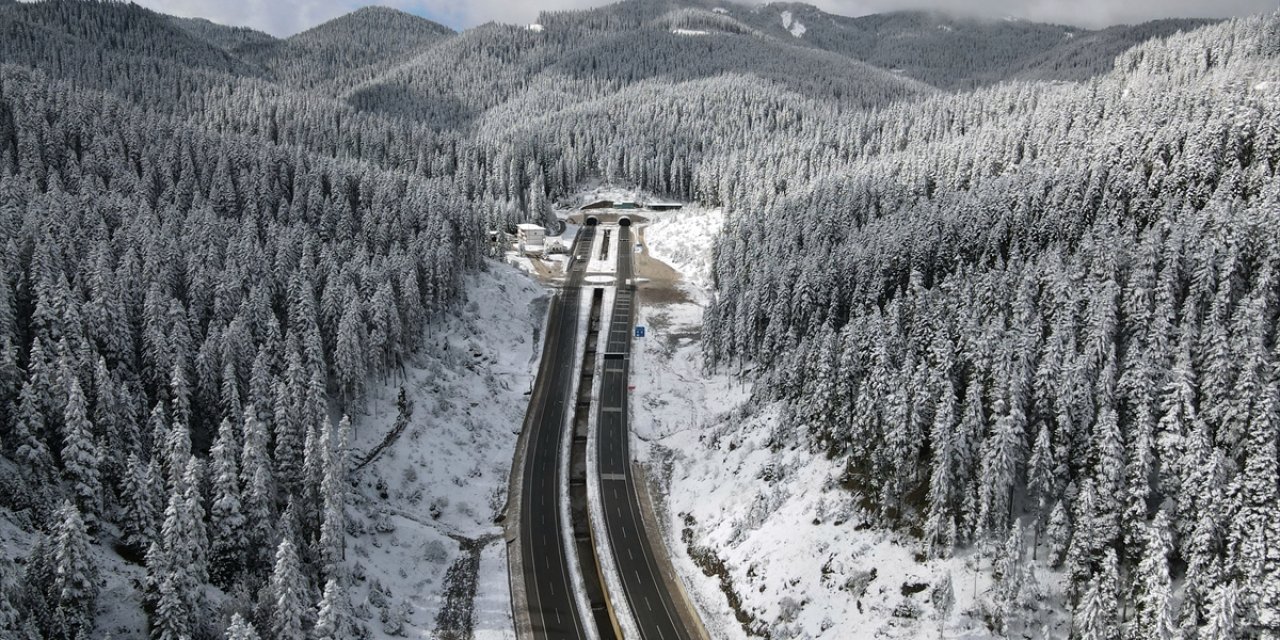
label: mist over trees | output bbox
[0,0,1276,637]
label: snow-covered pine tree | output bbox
[210,418,247,588]
[995,520,1025,634]
[1133,511,1176,640]
[273,349,306,497]
[312,577,349,640]
[334,288,367,407]
[1026,423,1055,554]
[1073,549,1120,640]
[1203,581,1239,639]
[61,377,102,532]
[49,500,98,639]
[240,404,276,575]
[119,452,161,555]
[224,613,261,640]
[267,535,307,640]
[318,416,351,580]
[13,379,55,485]
[978,395,1024,538]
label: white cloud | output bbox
[133,0,1279,37]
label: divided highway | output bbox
[596,226,694,640]
[518,226,596,640]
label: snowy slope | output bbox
[634,209,1073,639]
[342,263,546,639]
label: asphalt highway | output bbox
[596,225,692,640]
[520,226,596,640]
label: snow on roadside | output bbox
[346,262,545,639]
[642,206,723,290]
[474,543,517,640]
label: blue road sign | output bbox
[635,326,646,338]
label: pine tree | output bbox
[978,395,1024,538]
[267,535,307,640]
[1203,582,1239,640]
[224,613,261,640]
[152,570,190,640]
[181,458,209,587]
[1047,500,1070,569]
[13,380,55,483]
[1133,511,1176,640]
[925,375,957,559]
[312,577,348,640]
[61,378,102,533]
[50,500,98,639]
[318,416,351,580]
[301,421,323,536]
[273,355,304,497]
[1074,549,1119,640]
[334,294,367,407]
[241,405,276,575]
[164,419,193,492]
[158,457,208,632]
[210,418,247,588]
[1027,422,1055,554]
[1227,359,1280,631]
[119,452,160,554]
[996,520,1025,635]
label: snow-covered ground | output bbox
[345,262,546,639]
[642,206,723,290]
[633,207,1070,639]
[780,11,806,38]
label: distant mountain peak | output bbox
[290,5,453,44]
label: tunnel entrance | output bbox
[618,217,631,227]
[586,216,599,226]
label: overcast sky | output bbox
[135,0,1280,37]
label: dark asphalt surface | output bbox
[521,226,596,640]
[597,226,692,640]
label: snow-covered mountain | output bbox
[0,0,1276,638]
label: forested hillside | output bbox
[0,0,1273,638]
[698,15,1280,638]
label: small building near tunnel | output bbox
[515,223,546,255]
